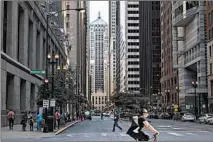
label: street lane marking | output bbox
[167,132,184,136]
[186,133,196,135]
[120,133,129,137]
[101,133,107,137]
[173,128,181,129]
[158,125,171,128]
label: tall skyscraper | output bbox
[62,1,78,68]
[126,1,140,91]
[126,1,161,94]
[62,1,87,111]
[172,1,208,113]
[109,1,118,96]
[160,2,178,112]
[90,13,108,110]
[138,1,161,109]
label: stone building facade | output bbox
[206,1,213,113]
[1,1,66,126]
[172,1,208,113]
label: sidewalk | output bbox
[1,120,82,139]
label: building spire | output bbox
[98,11,101,19]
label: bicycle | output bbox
[136,133,158,142]
[150,133,158,142]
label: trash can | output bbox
[43,124,49,133]
[46,116,54,132]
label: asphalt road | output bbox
[3,116,213,141]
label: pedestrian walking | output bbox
[112,114,122,132]
[29,116,34,131]
[7,109,15,130]
[101,112,103,120]
[54,110,60,129]
[36,112,42,131]
[20,112,28,131]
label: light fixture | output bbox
[55,54,59,59]
[57,66,61,70]
[47,53,51,59]
[63,66,67,70]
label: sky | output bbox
[89,1,109,24]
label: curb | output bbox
[54,120,81,135]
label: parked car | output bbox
[207,117,213,125]
[159,113,171,119]
[103,112,110,117]
[198,114,213,123]
[181,113,196,122]
[204,114,213,124]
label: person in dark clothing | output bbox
[112,114,122,132]
[101,112,103,120]
[21,112,28,131]
[29,116,34,131]
[126,108,159,141]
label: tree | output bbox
[36,68,77,112]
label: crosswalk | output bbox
[66,131,210,138]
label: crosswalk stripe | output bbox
[185,133,196,135]
[173,128,181,129]
[167,132,184,137]
[120,133,129,137]
[101,133,107,136]
[66,131,210,138]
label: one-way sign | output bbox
[43,100,49,108]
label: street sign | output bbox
[50,99,56,107]
[174,108,178,112]
[174,104,178,109]
[30,70,45,74]
[43,100,49,108]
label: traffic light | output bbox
[44,78,49,84]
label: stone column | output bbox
[1,70,6,111]
[39,31,44,70]
[20,81,31,111]
[7,76,20,111]
[31,22,37,69]
[6,1,18,59]
[19,9,29,66]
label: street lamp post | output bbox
[42,6,85,129]
[47,51,59,131]
[176,86,180,110]
[192,80,198,117]
[165,90,170,113]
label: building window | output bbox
[128,23,139,27]
[128,36,139,39]
[210,63,212,75]
[128,17,139,20]
[66,14,70,20]
[66,22,69,28]
[210,46,212,57]
[128,4,139,8]
[128,11,139,14]
[66,5,70,9]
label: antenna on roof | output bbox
[98,11,101,19]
